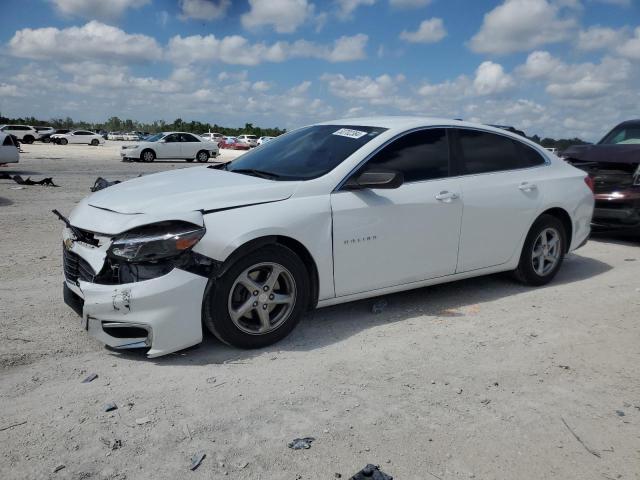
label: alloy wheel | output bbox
[227,262,296,335]
[531,227,561,276]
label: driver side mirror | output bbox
[344,168,404,190]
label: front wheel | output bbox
[59,138,68,145]
[140,149,155,162]
[196,150,209,163]
[42,137,51,144]
[23,135,34,144]
[203,245,309,349]
[514,214,566,286]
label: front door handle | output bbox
[518,182,538,192]
[435,191,459,202]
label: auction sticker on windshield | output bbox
[332,128,368,139]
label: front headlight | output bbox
[108,221,205,262]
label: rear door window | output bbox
[455,129,545,175]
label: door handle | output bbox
[518,182,538,192]
[435,191,459,202]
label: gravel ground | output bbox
[1,142,639,480]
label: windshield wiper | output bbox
[229,168,281,180]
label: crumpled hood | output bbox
[87,166,300,215]
[563,144,640,164]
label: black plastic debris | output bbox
[349,464,393,480]
[53,464,65,473]
[615,410,625,417]
[288,437,315,450]
[82,373,98,383]
[190,452,206,471]
[91,177,122,192]
[103,402,118,412]
[9,175,59,187]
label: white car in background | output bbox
[0,125,40,144]
[0,132,19,164]
[122,132,139,141]
[51,130,105,145]
[237,134,258,147]
[58,117,593,357]
[201,132,224,143]
[257,136,275,146]
[120,131,219,162]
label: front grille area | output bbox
[63,247,96,284]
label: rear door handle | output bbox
[435,191,459,202]
[518,182,538,192]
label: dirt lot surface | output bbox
[1,142,639,480]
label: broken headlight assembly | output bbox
[108,222,205,263]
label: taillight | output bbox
[584,175,595,193]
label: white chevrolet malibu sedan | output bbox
[120,131,219,162]
[51,130,105,145]
[58,117,594,357]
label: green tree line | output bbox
[0,114,287,137]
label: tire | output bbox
[59,138,68,145]
[514,214,566,286]
[203,245,310,349]
[140,149,155,162]
[23,135,34,144]
[42,137,51,144]
[196,150,209,163]
[90,139,99,146]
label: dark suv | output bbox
[563,120,640,233]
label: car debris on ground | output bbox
[90,177,122,192]
[81,373,98,383]
[349,464,393,480]
[288,437,315,450]
[103,402,118,412]
[0,173,59,186]
[189,452,206,471]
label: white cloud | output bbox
[516,50,563,79]
[0,83,23,97]
[48,0,149,21]
[252,81,271,92]
[167,33,367,65]
[179,0,230,21]
[399,18,446,43]
[389,0,431,8]
[576,25,626,50]
[241,0,314,33]
[9,21,162,63]
[617,27,640,59]
[335,0,376,19]
[321,73,404,101]
[473,61,515,95]
[469,0,575,55]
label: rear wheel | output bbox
[59,138,68,145]
[23,135,34,144]
[203,245,309,349]
[141,149,155,162]
[90,139,99,146]
[514,214,566,286]
[196,150,209,163]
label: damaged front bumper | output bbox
[64,266,208,357]
[61,225,213,357]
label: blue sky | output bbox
[0,0,639,140]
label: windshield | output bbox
[227,125,387,180]
[145,133,164,142]
[599,124,640,145]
